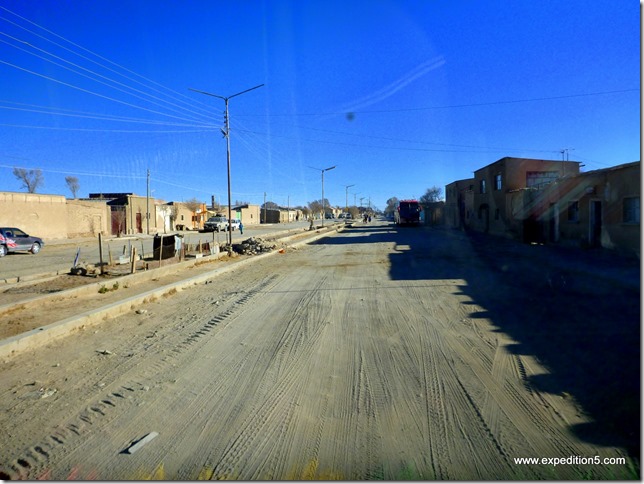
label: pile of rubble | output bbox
[231,237,279,255]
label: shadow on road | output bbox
[314,221,641,461]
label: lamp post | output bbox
[344,184,355,213]
[309,165,336,227]
[189,84,264,247]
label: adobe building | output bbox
[232,204,261,225]
[66,198,111,237]
[445,178,475,230]
[1,191,111,240]
[526,161,640,256]
[470,157,580,239]
[446,157,640,257]
[0,191,68,239]
[165,201,208,231]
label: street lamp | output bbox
[308,165,336,227]
[344,184,355,213]
[189,84,264,247]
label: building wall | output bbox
[422,202,445,225]
[553,162,640,255]
[167,202,207,231]
[445,179,474,229]
[66,199,111,237]
[603,162,640,255]
[234,205,261,225]
[0,191,68,240]
[472,158,580,238]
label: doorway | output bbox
[589,200,602,247]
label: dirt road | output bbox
[0,221,638,479]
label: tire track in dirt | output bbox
[0,275,282,480]
[207,273,334,479]
[438,320,624,479]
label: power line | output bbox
[0,162,146,179]
[0,123,213,134]
[234,88,639,117]
[0,32,213,124]
[0,59,217,125]
[234,128,561,155]
[0,102,216,128]
[0,7,217,119]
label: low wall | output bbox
[0,192,67,240]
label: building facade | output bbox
[471,157,580,238]
[445,178,475,230]
[445,158,640,257]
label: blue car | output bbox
[0,227,44,257]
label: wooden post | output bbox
[98,233,105,275]
[158,235,164,268]
[131,247,137,274]
[108,242,113,266]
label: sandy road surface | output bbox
[0,221,638,479]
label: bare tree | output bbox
[169,204,179,230]
[13,167,44,193]
[113,207,126,236]
[65,176,80,198]
[420,186,443,205]
[262,201,279,210]
[384,197,399,217]
[308,200,323,219]
[184,198,202,229]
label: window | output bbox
[480,179,486,194]
[495,174,502,191]
[567,201,579,222]
[623,197,640,223]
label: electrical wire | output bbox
[0,7,217,119]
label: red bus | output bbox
[394,200,422,225]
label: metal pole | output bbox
[321,170,325,227]
[345,184,355,213]
[188,84,264,248]
[225,98,233,248]
[146,169,150,235]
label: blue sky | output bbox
[0,0,639,211]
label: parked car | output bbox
[203,216,229,232]
[0,227,44,257]
[229,219,241,230]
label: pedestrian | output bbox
[239,221,244,235]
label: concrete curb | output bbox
[0,225,343,359]
[0,249,226,318]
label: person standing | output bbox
[239,221,244,235]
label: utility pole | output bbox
[146,169,150,235]
[344,184,355,213]
[560,148,574,177]
[263,192,267,224]
[308,165,336,227]
[189,84,264,247]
